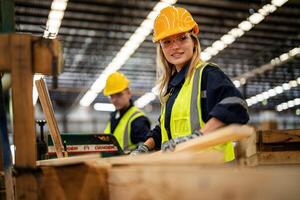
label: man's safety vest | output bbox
[160,62,235,162]
[104,106,145,151]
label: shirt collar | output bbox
[169,63,189,88]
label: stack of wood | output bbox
[35,125,300,200]
[236,128,300,166]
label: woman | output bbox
[132,6,249,162]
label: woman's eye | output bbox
[179,35,187,41]
[163,40,171,45]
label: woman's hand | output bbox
[161,130,203,152]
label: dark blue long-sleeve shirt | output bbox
[147,63,249,149]
[109,100,151,144]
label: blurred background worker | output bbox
[103,71,151,152]
[132,6,249,161]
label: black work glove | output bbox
[161,130,203,152]
[130,143,150,156]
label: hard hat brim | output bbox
[153,25,199,43]
[103,86,127,96]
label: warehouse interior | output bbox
[1,0,300,199]
[7,0,299,133]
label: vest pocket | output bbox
[172,117,190,137]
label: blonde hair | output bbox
[155,33,202,103]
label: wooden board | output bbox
[0,34,63,75]
[257,151,300,165]
[108,165,300,200]
[11,34,37,200]
[174,124,255,152]
[260,129,300,143]
[35,78,64,158]
[40,163,109,200]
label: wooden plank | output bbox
[35,78,64,158]
[0,34,63,74]
[0,35,10,72]
[109,166,300,200]
[174,124,255,153]
[37,154,101,167]
[261,129,300,143]
[257,151,300,165]
[11,34,37,200]
[103,151,224,166]
[235,129,257,158]
[40,163,109,200]
[32,37,63,75]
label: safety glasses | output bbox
[159,32,192,49]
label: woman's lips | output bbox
[171,52,184,58]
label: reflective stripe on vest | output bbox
[104,106,144,151]
[160,62,235,162]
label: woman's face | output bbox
[160,32,194,70]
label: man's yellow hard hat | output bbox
[153,6,199,42]
[103,72,129,96]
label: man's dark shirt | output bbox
[109,100,151,144]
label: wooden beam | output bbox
[109,166,300,200]
[0,34,63,75]
[174,124,255,153]
[35,78,64,158]
[11,34,37,199]
[260,129,300,143]
[257,151,300,165]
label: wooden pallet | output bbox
[237,129,300,166]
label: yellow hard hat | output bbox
[103,72,129,96]
[153,6,199,42]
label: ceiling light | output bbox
[200,52,212,61]
[249,13,265,24]
[135,92,156,108]
[262,4,277,14]
[94,103,115,112]
[51,0,68,11]
[295,98,300,106]
[246,99,252,106]
[276,105,283,112]
[205,47,219,56]
[279,53,289,62]
[270,57,281,66]
[289,80,298,87]
[80,90,98,107]
[262,91,270,99]
[296,109,300,116]
[212,40,227,51]
[220,34,235,45]
[251,96,258,104]
[289,47,300,56]
[287,100,294,108]
[297,77,300,84]
[275,97,300,113]
[282,83,291,90]
[267,89,276,97]
[49,10,64,20]
[257,94,264,102]
[228,28,244,37]
[238,21,253,31]
[271,0,289,7]
[282,103,288,110]
[233,80,241,88]
[274,86,283,94]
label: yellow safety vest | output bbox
[160,62,235,162]
[104,106,145,151]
